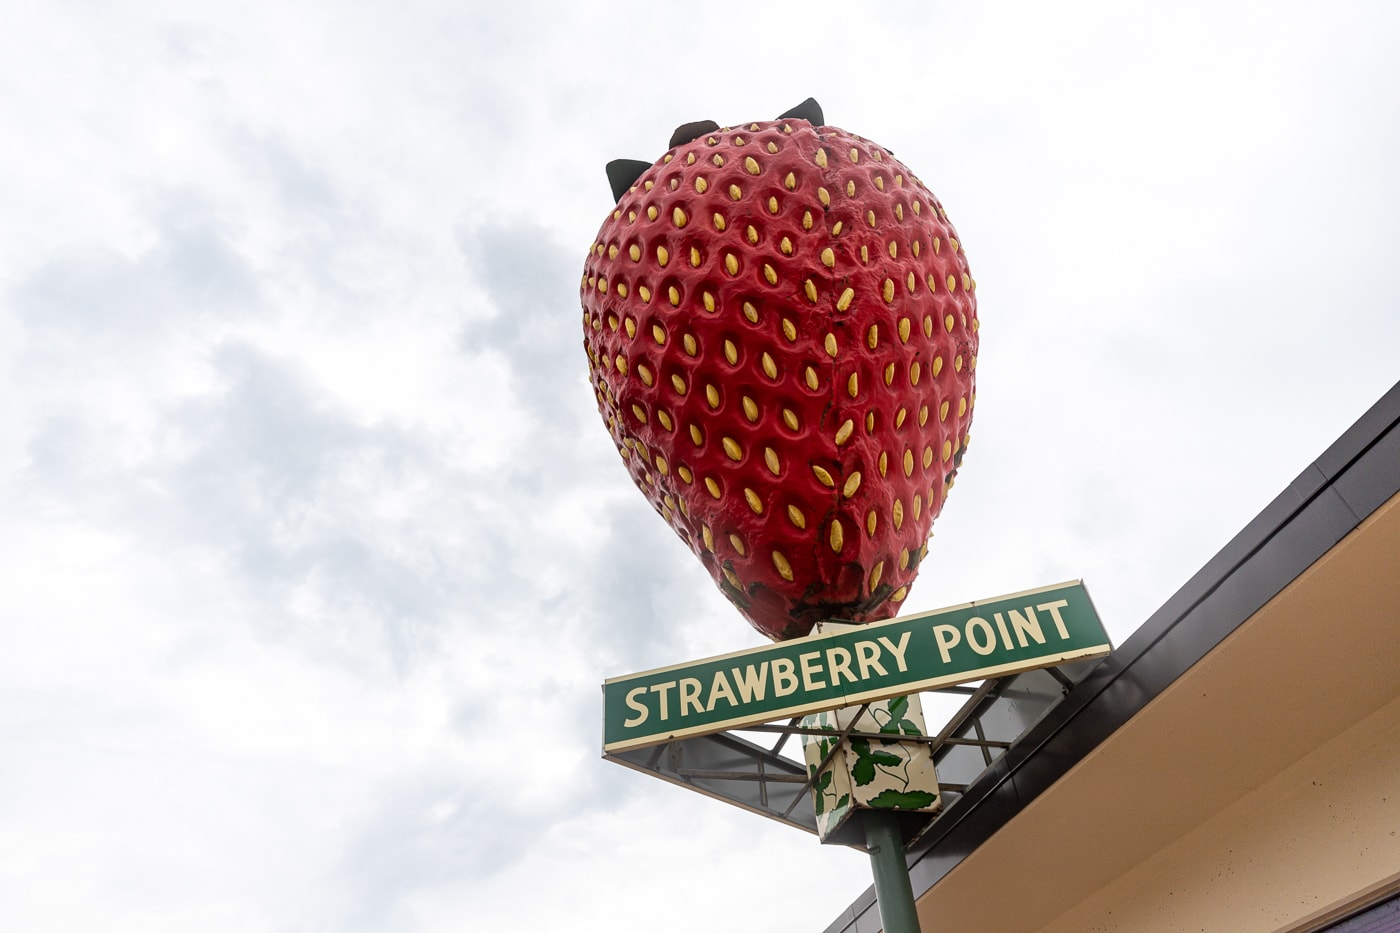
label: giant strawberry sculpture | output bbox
[581,100,977,642]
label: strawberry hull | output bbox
[582,118,977,641]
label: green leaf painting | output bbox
[867,789,939,809]
[803,694,942,837]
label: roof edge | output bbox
[824,379,1400,933]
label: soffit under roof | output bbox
[912,487,1400,931]
[824,380,1400,933]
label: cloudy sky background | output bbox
[2,2,1397,930]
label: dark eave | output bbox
[824,378,1400,933]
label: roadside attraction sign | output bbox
[603,580,1110,754]
[586,102,1107,933]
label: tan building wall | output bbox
[825,383,1400,933]
[1041,693,1400,932]
[908,491,1400,933]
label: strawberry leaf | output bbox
[866,789,938,809]
[869,749,903,767]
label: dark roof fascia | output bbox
[824,378,1400,933]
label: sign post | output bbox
[602,580,1112,932]
[866,809,922,933]
[604,581,1109,754]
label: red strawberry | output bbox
[580,104,978,642]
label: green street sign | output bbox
[602,580,1110,753]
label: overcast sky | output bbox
[2,2,1397,931]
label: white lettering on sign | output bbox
[706,670,737,711]
[606,584,1108,747]
[733,662,768,702]
[1039,599,1071,639]
[966,616,997,655]
[623,686,648,727]
[1002,607,1043,646]
[933,600,1078,664]
[826,646,857,686]
[994,612,1014,650]
[773,658,799,696]
[932,623,961,663]
[799,651,826,691]
[855,641,887,678]
[679,677,704,716]
[650,681,676,719]
[878,632,911,672]
[616,629,926,727]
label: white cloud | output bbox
[1,1,1397,930]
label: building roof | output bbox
[824,379,1400,932]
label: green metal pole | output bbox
[863,810,922,933]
